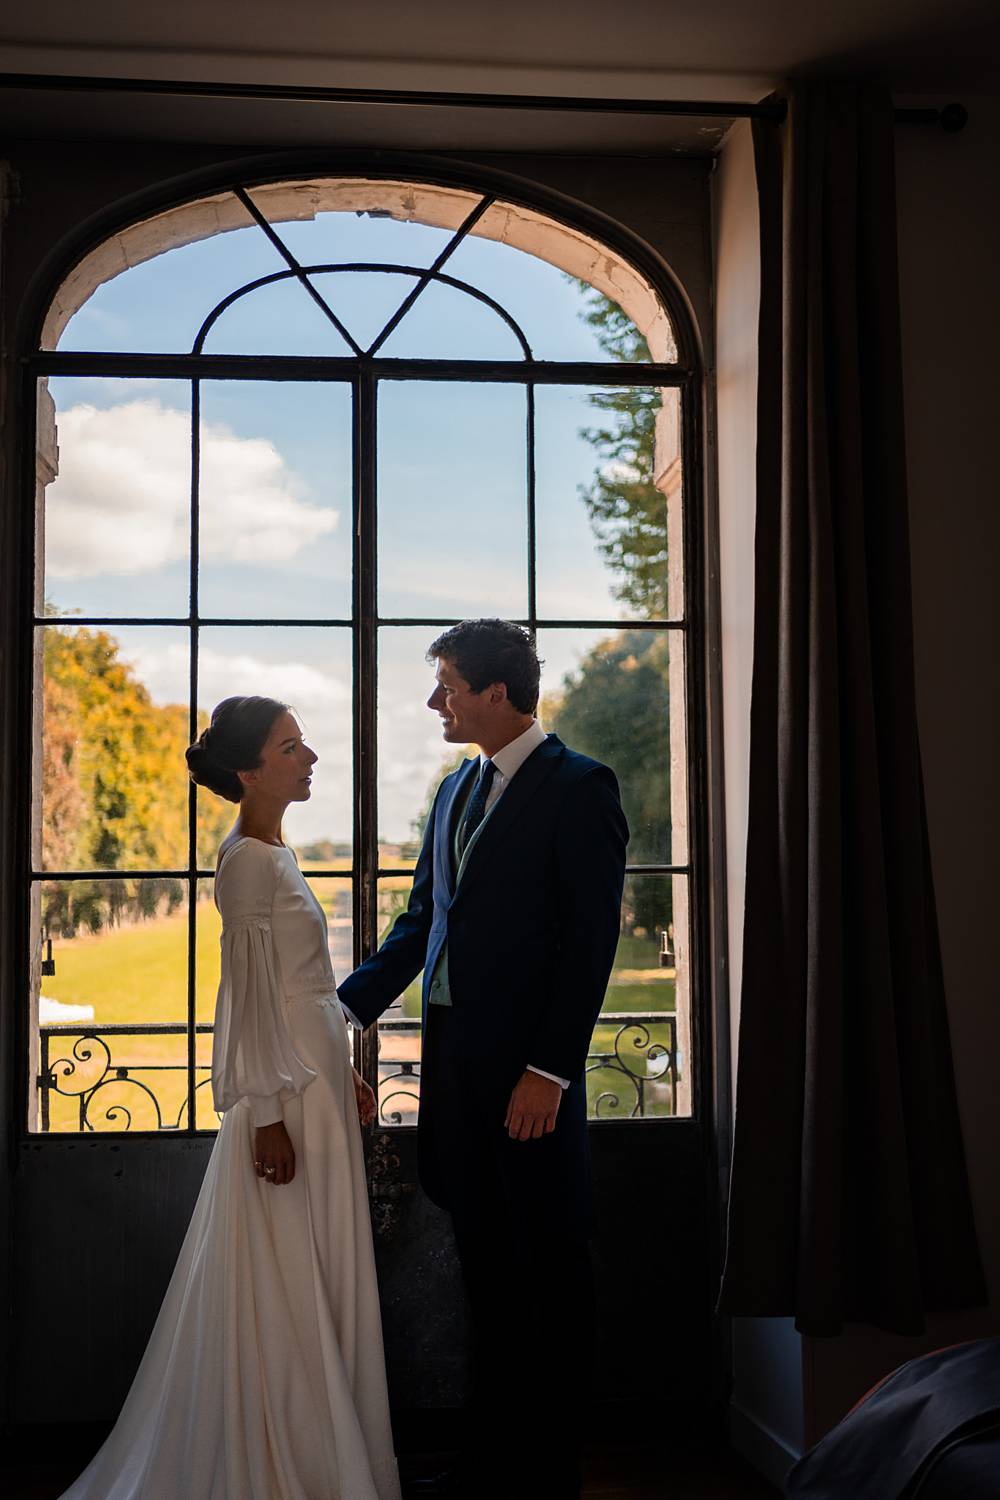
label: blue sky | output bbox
[44,203,669,843]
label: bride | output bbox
[59,695,401,1500]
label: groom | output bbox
[338,619,628,1500]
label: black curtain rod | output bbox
[0,71,968,129]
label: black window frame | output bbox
[11,160,711,1140]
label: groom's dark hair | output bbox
[428,620,542,715]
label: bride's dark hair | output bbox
[185,696,289,803]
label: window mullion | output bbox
[354,368,379,1092]
[187,377,200,1130]
[526,381,537,637]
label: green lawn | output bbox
[44,906,216,1024]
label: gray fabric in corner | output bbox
[787,1339,1000,1498]
[717,81,985,1334]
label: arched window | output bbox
[27,174,695,1133]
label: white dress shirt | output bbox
[341,719,570,1088]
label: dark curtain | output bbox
[718,81,986,1335]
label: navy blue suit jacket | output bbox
[339,735,628,1211]
[339,734,627,1084]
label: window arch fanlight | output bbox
[40,178,680,362]
[26,169,699,1138]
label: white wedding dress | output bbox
[60,836,401,1500]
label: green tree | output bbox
[543,632,671,938]
[575,286,667,619]
[545,287,676,943]
[41,624,230,936]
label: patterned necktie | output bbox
[459,759,497,855]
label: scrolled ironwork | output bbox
[83,1073,163,1132]
[47,1032,112,1097]
[38,1023,215,1133]
[585,1013,677,1118]
[174,1076,222,1131]
[590,1084,634,1120]
[378,1081,421,1128]
[612,1019,672,1081]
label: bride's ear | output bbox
[237,767,260,790]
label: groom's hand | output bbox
[505,1070,562,1141]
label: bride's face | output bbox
[241,711,318,803]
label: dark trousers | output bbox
[421,1004,595,1498]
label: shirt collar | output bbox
[482,719,546,784]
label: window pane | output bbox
[587,1015,677,1121]
[56,197,287,353]
[446,205,677,363]
[195,875,221,1025]
[374,878,423,1127]
[198,382,352,620]
[37,625,191,872]
[535,385,683,622]
[307,269,421,353]
[378,382,528,618]
[378,627,476,850]
[32,878,190,1133]
[199,275,355,356]
[606,873,676,1014]
[305,876,355,989]
[39,376,192,619]
[588,872,690,1120]
[379,279,525,360]
[195,626,352,867]
[538,628,685,865]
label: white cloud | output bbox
[119,638,349,719]
[45,399,338,578]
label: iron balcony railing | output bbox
[37,1011,678,1132]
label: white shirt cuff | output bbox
[527,1064,570,1090]
[248,1093,284,1128]
[340,1000,363,1030]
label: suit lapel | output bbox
[452,734,565,900]
[436,757,479,901]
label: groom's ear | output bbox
[487,681,508,706]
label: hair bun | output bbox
[185,694,289,807]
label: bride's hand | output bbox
[352,1067,376,1127]
[253,1121,295,1186]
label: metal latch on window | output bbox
[41,936,55,977]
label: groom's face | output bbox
[427,657,493,746]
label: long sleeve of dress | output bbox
[211,841,317,1127]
